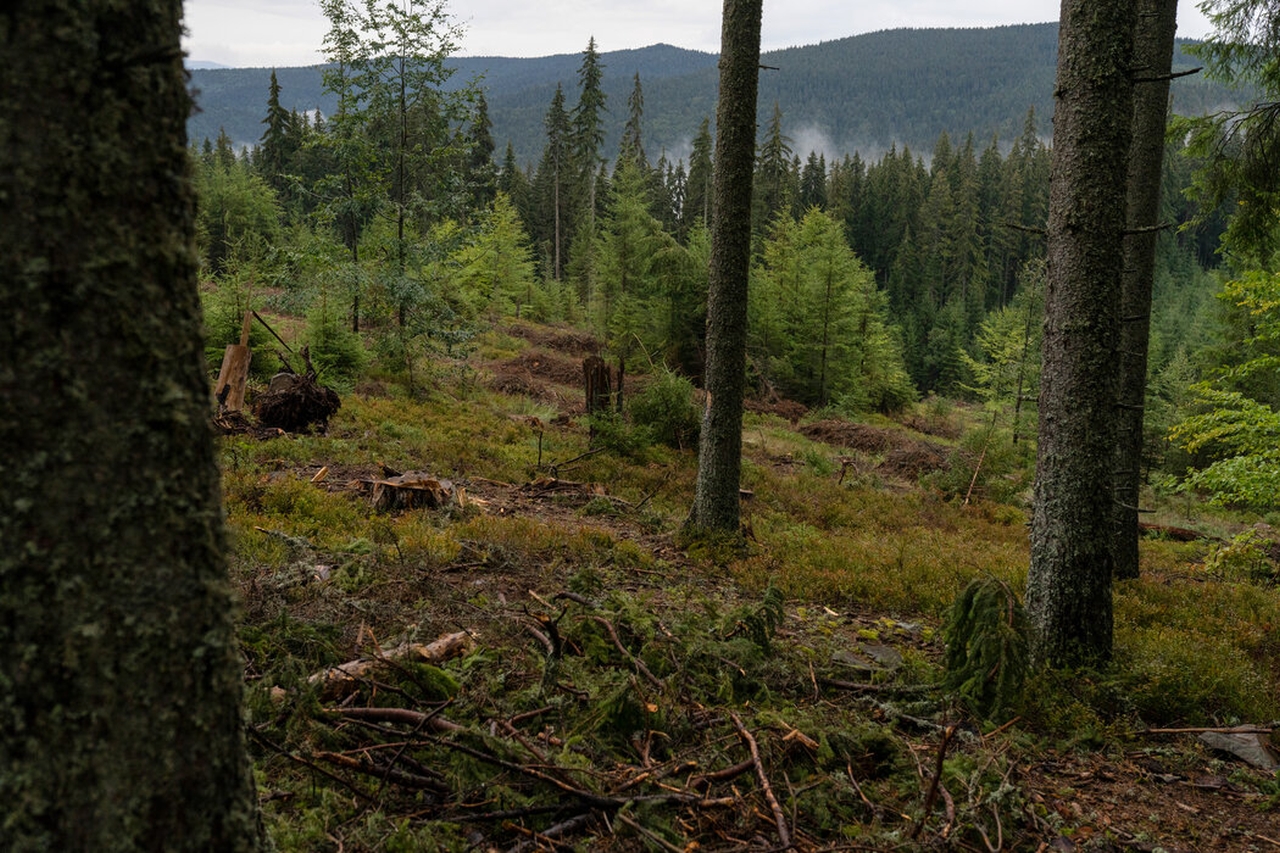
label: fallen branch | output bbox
[313,750,450,794]
[1144,725,1273,735]
[325,704,465,734]
[911,724,956,839]
[731,712,792,850]
[820,677,939,695]
[688,759,754,791]
[616,812,684,853]
[505,812,599,853]
[589,615,663,688]
[309,631,474,699]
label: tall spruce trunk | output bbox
[1026,0,1137,666]
[688,0,763,534]
[1113,0,1180,580]
[0,3,264,849]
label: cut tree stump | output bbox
[214,309,253,412]
[366,472,457,512]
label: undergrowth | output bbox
[222,367,1280,850]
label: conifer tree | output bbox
[620,72,647,169]
[1027,0,1138,667]
[681,117,715,238]
[689,0,763,535]
[1113,0,1179,579]
[258,69,300,198]
[465,91,498,214]
[571,37,608,256]
[754,103,794,232]
[532,85,572,281]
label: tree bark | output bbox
[1027,0,1137,667]
[688,0,763,534]
[1113,0,1180,581]
[0,3,264,850]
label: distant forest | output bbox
[188,23,1238,166]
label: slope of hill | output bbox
[188,24,1234,164]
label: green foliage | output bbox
[193,151,283,274]
[726,582,786,654]
[304,297,368,391]
[943,577,1029,721]
[750,208,916,412]
[1203,529,1279,583]
[451,193,540,320]
[585,410,652,458]
[627,369,701,450]
[199,276,276,379]
[1170,270,1280,508]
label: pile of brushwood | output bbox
[244,573,1061,852]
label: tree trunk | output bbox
[1113,0,1180,581]
[0,3,264,850]
[1026,0,1137,667]
[687,0,763,534]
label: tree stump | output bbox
[584,355,612,415]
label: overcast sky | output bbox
[183,0,1215,68]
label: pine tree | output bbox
[465,91,498,214]
[258,69,300,198]
[753,103,794,232]
[619,72,647,169]
[531,85,572,281]
[571,37,608,258]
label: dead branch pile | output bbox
[266,609,846,852]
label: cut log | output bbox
[309,631,474,699]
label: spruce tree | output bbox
[465,91,498,214]
[689,0,764,535]
[1027,0,1138,667]
[681,117,715,238]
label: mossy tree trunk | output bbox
[1026,0,1137,667]
[688,0,763,534]
[0,3,264,850]
[1113,0,1179,581]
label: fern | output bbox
[943,577,1029,721]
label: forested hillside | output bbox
[22,0,1280,848]
[189,23,1239,164]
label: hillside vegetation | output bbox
[223,318,1280,851]
[189,24,1236,163]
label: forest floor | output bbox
[227,320,1280,852]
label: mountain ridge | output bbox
[187,24,1230,166]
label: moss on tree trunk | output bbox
[0,2,264,849]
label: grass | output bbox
[222,345,1280,851]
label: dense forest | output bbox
[189,23,1241,165]
[197,23,1225,466]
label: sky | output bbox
[183,0,1216,68]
